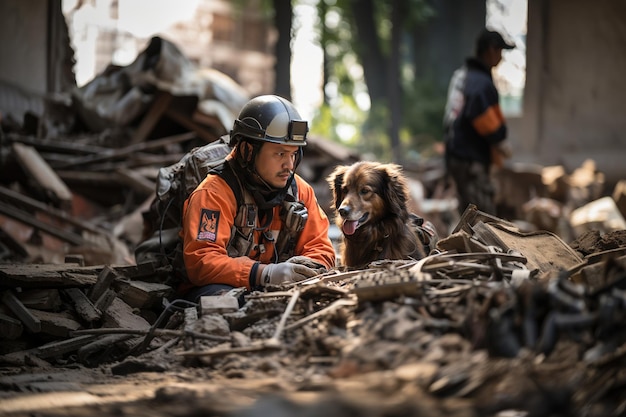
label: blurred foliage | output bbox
[310,0,442,163]
[402,77,447,159]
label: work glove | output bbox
[261,261,321,286]
[285,256,328,273]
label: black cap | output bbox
[477,29,515,52]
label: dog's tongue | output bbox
[342,220,358,235]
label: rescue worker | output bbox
[443,28,515,216]
[179,95,336,302]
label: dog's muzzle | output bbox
[340,212,368,236]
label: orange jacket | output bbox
[180,167,335,291]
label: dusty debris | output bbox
[2,205,626,416]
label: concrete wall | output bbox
[516,0,626,183]
[0,1,48,95]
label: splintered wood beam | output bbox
[0,264,98,289]
[0,312,23,339]
[88,265,119,302]
[35,335,97,359]
[0,201,85,246]
[11,142,73,208]
[63,288,102,323]
[6,133,107,155]
[1,290,41,333]
[52,131,197,169]
[0,185,104,235]
[165,105,221,143]
[114,168,155,196]
[130,91,173,145]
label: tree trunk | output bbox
[349,0,387,104]
[319,0,330,105]
[388,0,402,163]
[273,0,293,100]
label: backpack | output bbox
[136,136,233,285]
[150,136,233,234]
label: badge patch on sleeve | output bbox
[197,209,220,242]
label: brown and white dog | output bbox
[327,161,436,269]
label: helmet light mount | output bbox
[288,120,308,143]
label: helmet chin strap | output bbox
[251,168,275,191]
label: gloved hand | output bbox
[261,262,320,286]
[285,256,328,272]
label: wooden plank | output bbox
[125,152,183,168]
[56,153,182,173]
[0,185,108,236]
[88,265,119,302]
[130,91,173,145]
[0,312,23,339]
[112,262,158,280]
[165,106,220,144]
[29,308,82,338]
[35,335,97,359]
[0,227,28,258]
[7,133,107,155]
[93,289,117,312]
[55,170,120,187]
[0,201,84,245]
[11,142,73,208]
[102,297,151,331]
[16,288,62,311]
[0,264,98,289]
[114,280,173,309]
[64,254,85,266]
[192,109,227,133]
[114,168,155,196]
[63,288,101,323]
[1,290,41,333]
[53,131,196,169]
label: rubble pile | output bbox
[2,205,626,416]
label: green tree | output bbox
[312,0,486,164]
[264,0,485,163]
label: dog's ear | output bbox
[327,165,347,210]
[380,164,410,217]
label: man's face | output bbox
[486,46,504,68]
[254,142,300,188]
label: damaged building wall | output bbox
[516,0,626,184]
[0,0,74,129]
[0,1,49,95]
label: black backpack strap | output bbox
[210,161,243,204]
[275,177,307,262]
[212,161,258,257]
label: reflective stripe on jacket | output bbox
[180,166,335,290]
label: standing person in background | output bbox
[443,28,515,216]
[179,95,335,303]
